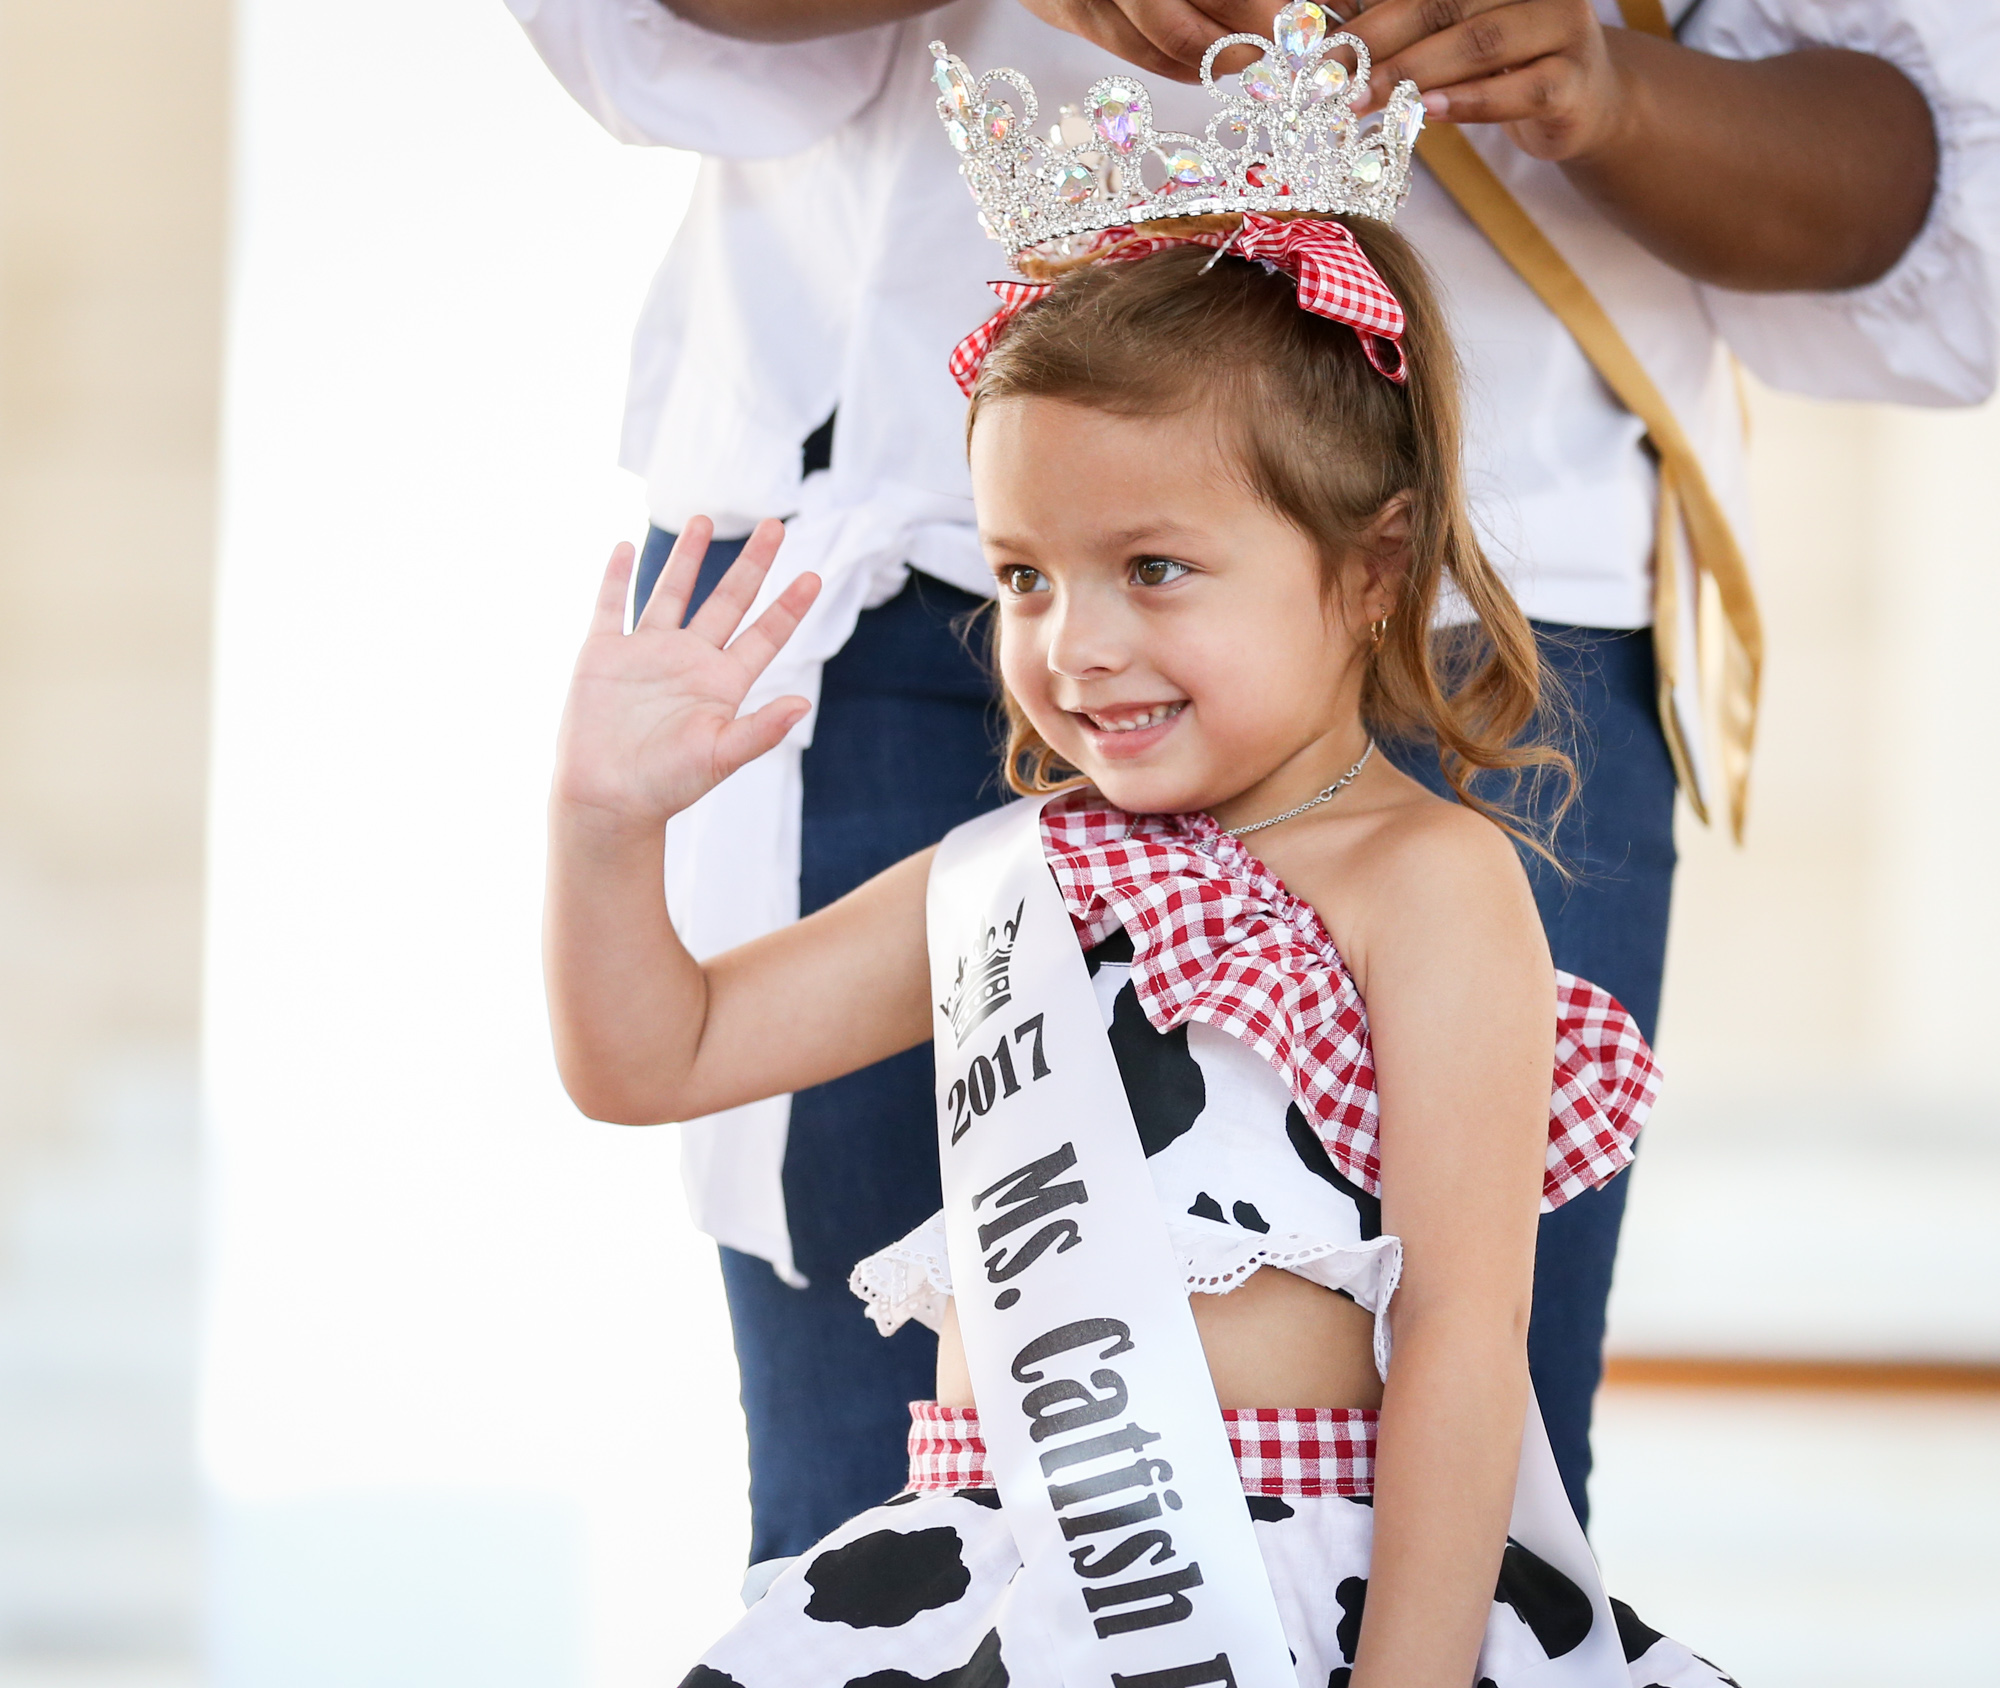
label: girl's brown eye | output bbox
[1004,566,1048,595]
[1132,557,1190,587]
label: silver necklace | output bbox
[1226,740,1377,837]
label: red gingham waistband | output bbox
[907,1401,1377,1498]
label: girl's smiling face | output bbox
[971,395,1388,823]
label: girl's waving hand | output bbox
[545,521,934,1129]
[553,518,821,834]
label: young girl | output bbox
[544,43,1732,1687]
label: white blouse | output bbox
[506,0,2000,1281]
[509,0,2000,625]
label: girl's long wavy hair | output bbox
[967,212,1573,860]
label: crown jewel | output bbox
[931,3,1423,267]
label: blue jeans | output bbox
[638,531,1674,1550]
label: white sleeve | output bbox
[504,0,900,158]
[1684,0,2000,407]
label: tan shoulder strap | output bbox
[1414,100,1763,837]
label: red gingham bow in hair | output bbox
[949,280,1053,396]
[948,213,1408,397]
[1220,214,1407,382]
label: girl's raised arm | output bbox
[543,523,935,1125]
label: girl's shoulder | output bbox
[1318,778,1525,896]
[1272,774,1542,985]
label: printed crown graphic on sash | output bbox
[939,900,1025,1049]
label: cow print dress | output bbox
[681,798,1737,1688]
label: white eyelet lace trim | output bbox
[849,1213,1403,1378]
[849,1213,952,1338]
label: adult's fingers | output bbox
[721,569,822,687]
[1366,0,1574,99]
[1062,0,1199,81]
[591,542,637,637]
[1200,0,1299,29]
[1341,0,1538,105]
[1115,0,1236,76]
[713,696,812,783]
[637,516,713,633]
[1186,0,1277,77]
[1341,0,1514,62]
[1423,52,1581,127]
[1194,0,1311,56]
[683,517,787,647]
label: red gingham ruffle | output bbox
[1041,795,1658,1212]
[907,1402,1376,1498]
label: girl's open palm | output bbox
[553,518,821,833]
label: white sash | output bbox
[928,795,1631,1687]
[928,796,1295,1688]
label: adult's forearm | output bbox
[1565,35,1936,292]
[659,0,936,44]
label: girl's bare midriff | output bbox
[933,1264,1385,1412]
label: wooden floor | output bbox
[1606,1355,2000,1393]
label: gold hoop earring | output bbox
[1370,616,1390,648]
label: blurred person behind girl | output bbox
[511,0,1999,1563]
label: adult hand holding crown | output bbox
[1014,0,1936,289]
[664,0,1935,290]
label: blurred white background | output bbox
[203,5,741,1685]
[0,2,1994,1685]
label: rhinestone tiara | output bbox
[930,1,1424,268]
